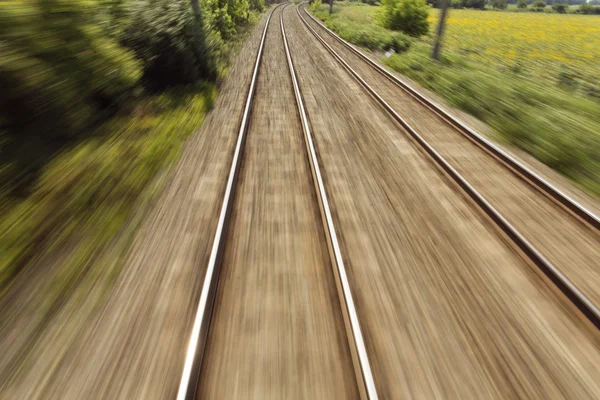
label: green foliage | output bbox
[203,0,236,39]
[312,4,412,52]
[378,0,429,37]
[0,1,140,137]
[0,85,217,287]
[227,0,250,24]
[492,0,508,9]
[517,0,528,8]
[249,0,265,12]
[389,33,412,52]
[383,43,600,195]
[447,0,485,9]
[0,0,141,194]
[552,3,568,12]
[0,0,266,288]
[120,0,217,89]
[577,2,600,13]
[202,0,255,39]
[312,2,600,194]
[462,0,486,9]
[533,0,546,9]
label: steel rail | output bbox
[176,5,283,399]
[280,4,379,399]
[296,3,600,330]
[301,4,600,232]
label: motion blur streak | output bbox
[1,0,600,399]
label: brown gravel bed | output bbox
[197,6,358,399]
[0,10,270,400]
[286,4,600,399]
[301,5,600,307]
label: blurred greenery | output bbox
[383,43,600,194]
[0,0,265,288]
[311,3,412,52]
[0,85,216,288]
[120,0,217,88]
[311,2,600,196]
[378,0,430,37]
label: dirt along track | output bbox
[283,3,600,399]
[196,5,358,399]
[0,10,274,400]
[299,4,600,308]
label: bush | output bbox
[121,0,217,89]
[533,0,546,9]
[451,0,465,8]
[492,0,508,9]
[249,0,265,12]
[324,16,412,52]
[311,5,412,52]
[388,33,412,53]
[0,0,140,137]
[578,3,600,13]
[517,0,528,8]
[378,0,429,37]
[203,1,236,39]
[461,0,486,9]
[0,0,141,193]
[552,3,568,12]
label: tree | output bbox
[121,0,216,88]
[492,0,508,8]
[552,2,568,11]
[517,0,528,8]
[533,0,546,9]
[432,0,449,60]
[378,0,429,37]
[461,0,486,9]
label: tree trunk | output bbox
[329,0,333,15]
[431,0,449,61]
[190,0,202,22]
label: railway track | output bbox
[298,3,600,328]
[284,4,600,398]
[177,4,377,399]
[175,3,600,399]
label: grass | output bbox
[0,3,266,295]
[0,85,216,289]
[310,2,600,196]
[311,2,411,52]
[426,8,600,88]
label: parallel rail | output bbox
[302,4,600,232]
[176,5,281,399]
[177,4,378,399]
[296,3,600,330]
[281,4,378,399]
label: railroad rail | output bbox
[297,3,600,330]
[302,4,600,232]
[177,4,378,399]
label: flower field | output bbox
[428,10,600,85]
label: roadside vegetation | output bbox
[310,1,600,196]
[0,0,265,289]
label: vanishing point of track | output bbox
[177,4,377,399]
[176,3,600,399]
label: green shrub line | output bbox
[311,4,412,53]
[310,2,600,197]
[0,0,265,290]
